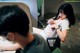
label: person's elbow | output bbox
[60,32,67,42]
[60,37,66,42]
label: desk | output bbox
[0,51,15,53]
[0,36,16,53]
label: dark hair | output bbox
[0,5,29,37]
[54,3,75,27]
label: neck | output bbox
[18,33,34,49]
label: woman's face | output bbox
[58,10,67,20]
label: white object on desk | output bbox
[0,36,15,53]
[0,51,15,53]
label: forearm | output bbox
[56,29,67,42]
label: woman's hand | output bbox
[51,24,58,29]
[47,18,55,25]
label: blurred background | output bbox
[0,0,80,53]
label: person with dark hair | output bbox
[33,3,75,51]
[0,3,75,52]
[0,5,51,53]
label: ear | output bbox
[7,32,15,41]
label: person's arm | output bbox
[47,18,56,25]
[51,21,69,42]
[51,24,67,42]
[47,18,62,25]
[56,29,67,42]
[0,43,20,51]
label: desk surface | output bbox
[0,51,15,53]
[0,36,15,53]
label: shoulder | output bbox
[32,33,47,45]
[33,33,45,41]
[60,19,70,30]
[30,33,51,53]
[61,19,69,25]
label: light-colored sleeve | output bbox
[60,20,69,31]
[52,16,56,19]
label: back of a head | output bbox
[0,5,29,37]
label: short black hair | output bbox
[55,3,75,27]
[0,5,29,37]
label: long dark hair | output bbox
[54,3,75,27]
